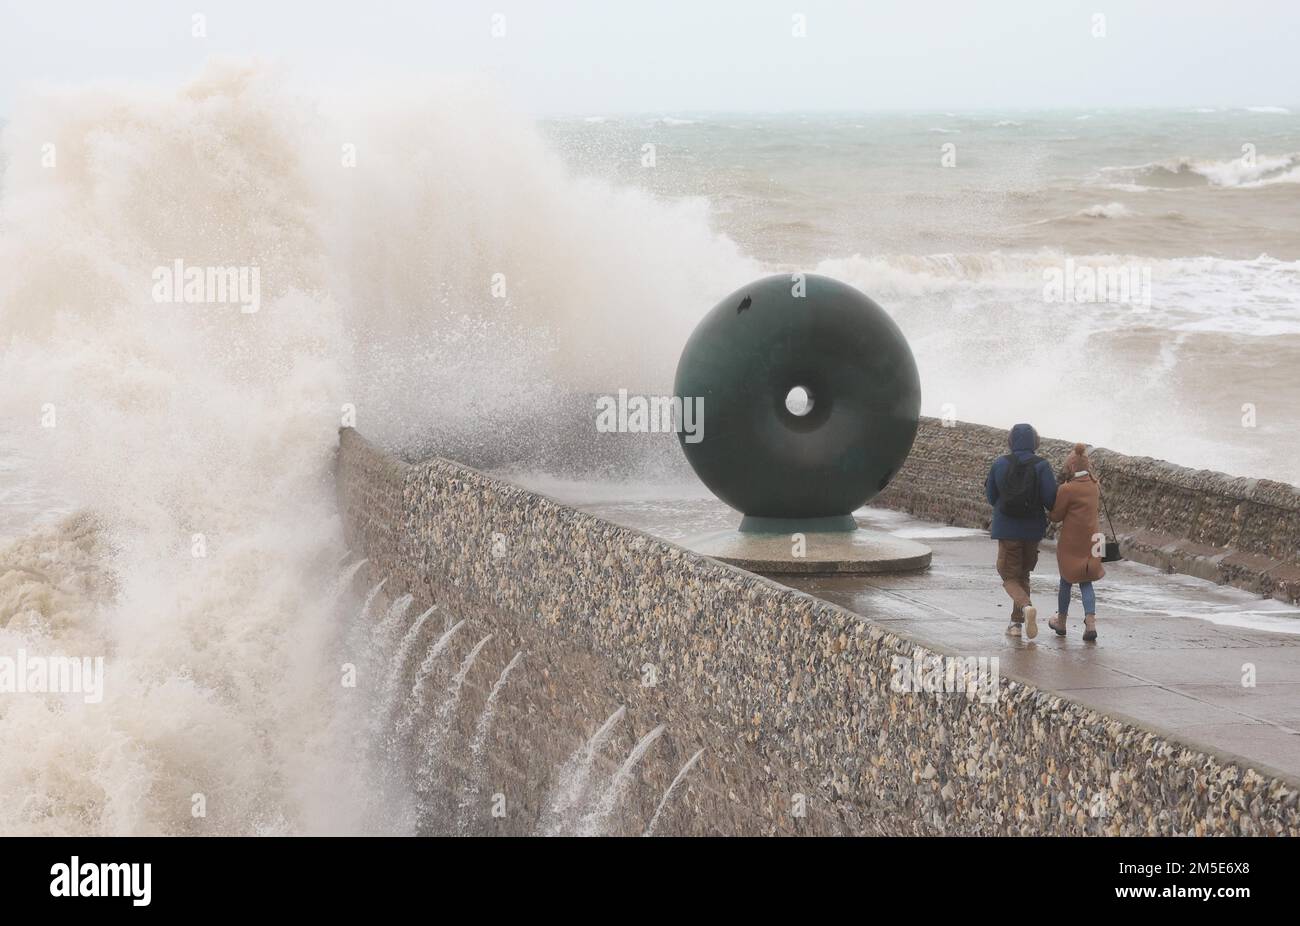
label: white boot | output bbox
[1023,605,1038,640]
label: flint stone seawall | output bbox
[336,427,1299,836]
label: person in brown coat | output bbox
[1048,443,1105,641]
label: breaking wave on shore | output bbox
[0,61,752,834]
[1,63,1298,834]
[1098,152,1300,190]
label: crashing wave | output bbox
[1076,202,1133,218]
[0,60,755,835]
[1099,152,1300,188]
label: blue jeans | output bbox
[1058,578,1096,615]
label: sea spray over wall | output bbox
[0,61,754,835]
[317,82,760,456]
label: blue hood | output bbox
[1009,423,1038,453]
[986,423,1058,540]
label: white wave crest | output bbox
[0,60,756,835]
[1076,202,1133,218]
[1100,152,1300,188]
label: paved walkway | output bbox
[529,478,1300,784]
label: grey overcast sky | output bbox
[1,0,1296,115]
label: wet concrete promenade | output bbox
[535,479,1300,785]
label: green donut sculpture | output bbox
[674,274,921,532]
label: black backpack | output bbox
[998,454,1042,518]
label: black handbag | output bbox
[1098,486,1123,562]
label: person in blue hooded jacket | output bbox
[985,423,1058,639]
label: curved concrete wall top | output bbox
[336,428,1299,836]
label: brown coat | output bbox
[1049,474,1106,583]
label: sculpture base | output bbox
[737,514,858,533]
[684,525,931,575]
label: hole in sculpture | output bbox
[784,385,814,417]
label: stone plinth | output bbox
[685,527,931,575]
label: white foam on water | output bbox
[0,59,757,835]
[815,250,1300,484]
[2,65,1298,835]
[1099,152,1300,188]
[1077,202,1134,218]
